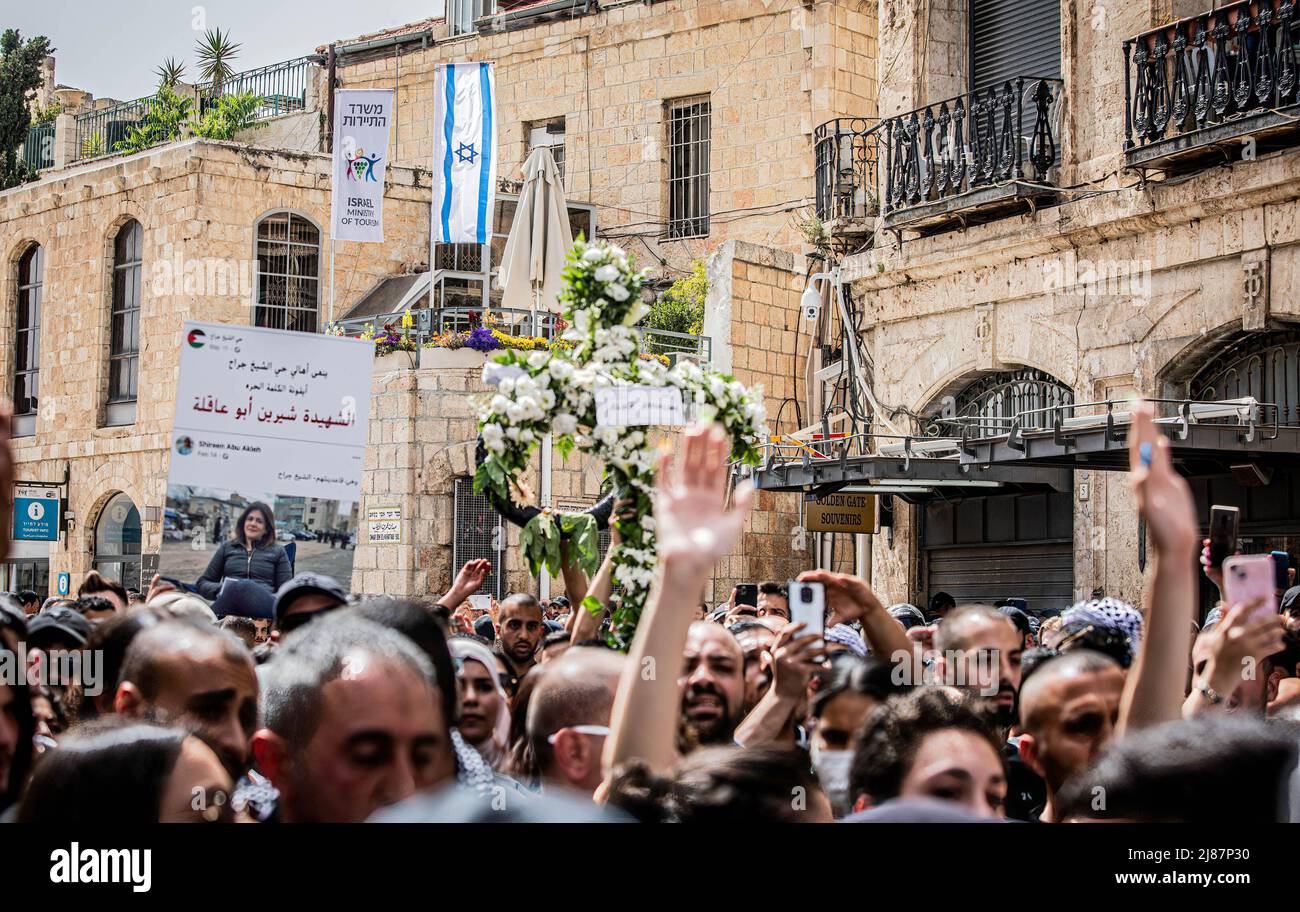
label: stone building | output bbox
[1,1,882,602]
[780,0,1300,615]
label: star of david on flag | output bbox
[432,62,497,245]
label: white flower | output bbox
[554,413,577,435]
[709,377,727,399]
[549,359,574,381]
[593,426,620,446]
[482,423,505,453]
[539,389,557,410]
[505,426,520,442]
[582,247,604,263]
[520,428,536,444]
[595,264,620,283]
[606,283,631,302]
[527,350,550,370]
[621,301,649,326]
[490,395,511,414]
[506,403,527,424]
[498,378,516,396]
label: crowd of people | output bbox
[1,404,1299,822]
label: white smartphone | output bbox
[468,594,491,613]
[788,580,826,638]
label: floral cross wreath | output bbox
[474,239,767,648]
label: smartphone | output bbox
[1272,551,1291,592]
[1223,554,1279,620]
[734,584,758,608]
[1208,505,1240,570]
[788,580,826,638]
[468,594,491,613]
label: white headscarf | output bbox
[449,638,512,769]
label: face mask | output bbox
[811,744,854,818]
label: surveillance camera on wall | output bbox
[801,283,822,322]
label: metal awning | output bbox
[955,397,1300,473]
[744,435,1071,501]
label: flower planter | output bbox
[372,350,419,373]
[420,347,490,369]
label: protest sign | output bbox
[162,322,372,591]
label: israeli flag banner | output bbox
[432,62,497,245]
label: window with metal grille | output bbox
[255,212,321,333]
[453,477,505,600]
[527,118,565,182]
[668,96,711,239]
[108,221,142,425]
[14,244,42,436]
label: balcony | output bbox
[813,117,882,241]
[1124,0,1300,174]
[880,77,1063,234]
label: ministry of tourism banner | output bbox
[432,62,497,245]
[330,89,394,243]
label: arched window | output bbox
[924,368,1074,438]
[13,244,42,437]
[93,492,141,591]
[256,212,320,333]
[107,220,142,426]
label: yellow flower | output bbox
[401,309,414,329]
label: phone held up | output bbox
[788,580,826,639]
[1222,554,1279,620]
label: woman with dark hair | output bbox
[17,719,234,823]
[194,501,291,599]
[608,744,834,823]
[808,653,904,818]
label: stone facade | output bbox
[839,1,1300,609]
[328,0,878,278]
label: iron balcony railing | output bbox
[74,94,163,162]
[21,122,54,172]
[71,57,314,163]
[813,117,882,222]
[332,305,712,364]
[1124,0,1300,149]
[882,77,1063,216]
[198,56,313,120]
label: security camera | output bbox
[801,283,822,322]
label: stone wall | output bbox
[328,0,878,277]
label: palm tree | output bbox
[195,27,241,94]
[154,57,186,89]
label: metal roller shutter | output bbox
[970,0,1062,89]
[926,542,1074,612]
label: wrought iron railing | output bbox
[21,122,54,171]
[73,94,162,162]
[331,304,711,364]
[198,56,313,120]
[1124,0,1300,149]
[882,77,1063,216]
[813,117,882,222]
[70,57,314,164]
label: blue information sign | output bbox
[13,486,60,542]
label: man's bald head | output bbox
[1018,649,1125,806]
[119,619,252,701]
[527,647,627,792]
[1020,650,1122,733]
[934,605,1015,653]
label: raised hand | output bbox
[1129,400,1198,558]
[765,622,826,701]
[797,569,884,627]
[1199,600,1286,699]
[654,424,754,571]
[441,558,491,607]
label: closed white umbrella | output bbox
[496,146,573,332]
